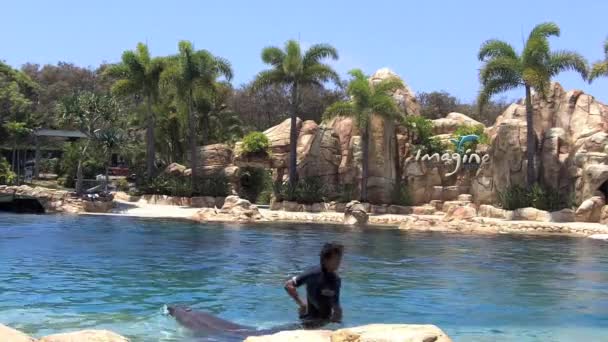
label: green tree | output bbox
[95,127,126,192]
[589,37,608,82]
[104,43,164,179]
[324,69,405,201]
[3,121,31,184]
[161,41,232,184]
[0,62,39,127]
[253,40,339,190]
[478,22,588,186]
[58,92,121,194]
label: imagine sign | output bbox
[408,134,490,177]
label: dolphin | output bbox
[166,305,301,339]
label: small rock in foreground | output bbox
[39,329,129,342]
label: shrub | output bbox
[116,178,130,192]
[0,157,16,185]
[237,167,271,203]
[276,177,327,204]
[391,185,412,206]
[335,183,357,203]
[405,116,448,155]
[241,131,270,155]
[194,174,229,197]
[497,184,572,211]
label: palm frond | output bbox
[261,47,285,67]
[529,22,560,40]
[604,37,608,57]
[283,40,302,75]
[549,50,588,80]
[373,77,404,95]
[103,63,129,78]
[348,69,367,80]
[479,56,521,85]
[478,39,518,60]
[136,42,151,66]
[323,101,355,121]
[111,79,139,97]
[370,95,401,119]
[301,64,340,85]
[303,43,338,67]
[214,56,234,81]
[589,61,608,82]
[478,77,520,110]
[252,70,287,90]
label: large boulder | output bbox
[344,200,369,225]
[443,205,477,221]
[39,330,129,342]
[192,143,233,176]
[575,196,606,222]
[432,112,484,135]
[332,324,452,342]
[297,121,342,192]
[164,162,187,176]
[245,330,332,342]
[220,195,261,221]
[512,207,551,222]
[0,324,37,342]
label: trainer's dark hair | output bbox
[320,242,344,264]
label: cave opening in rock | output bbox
[599,180,608,199]
[0,197,45,214]
[237,167,273,204]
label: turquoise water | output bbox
[0,214,607,341]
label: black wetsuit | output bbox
[292,266,341,328]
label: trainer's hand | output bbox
[330,306,342,323]
[298,303,308,316]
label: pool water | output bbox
[0,214,607,341]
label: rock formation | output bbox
[344,200,369,225]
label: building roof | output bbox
[34,129,88,139]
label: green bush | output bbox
[241,131,270,155]
[405,116,448,155]
[451,124,489,153]
[276,177,327,204]
[237,167,272,203]
[0,157,16,185]
[194,174,230,197]
[335,183,357,203]
[497,184,572,211]
[391,185,412,206]
[116,178,130,192]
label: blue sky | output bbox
[2,0,608,103]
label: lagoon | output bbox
[0,214,607,341]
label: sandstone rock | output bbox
[370,68,421,116]
[457,194,473,202]
[371,205,388,214]
[478,204,506,219]
[441,201,473,214]
[82,200,114,213]
[575,196,606,222]
[550,208,575,222]
[192,207,218,221]
[444,205,477,221]
[192,143,233,176]
[0,324,37,342]
[388,205,413,215]
[601,205,608,224]
[311,203,326,213]
[512,207,551,222]
[344,200,369,225]
[412,205,436,215]
[39,330,129,342]
[283,201,303,212]
[432,112,483,135]
[270,200,282,211]
[578,164,608,203]
[219,195,261,221]
[332,324,452,342]
[245,330,332,342]
[164,162,187,176]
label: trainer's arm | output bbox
[330,279,342,323]
[284,278,306,308]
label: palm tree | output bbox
[105,43,164,179]
[162,41,232,184]
[253,40,339,190]
[324,69,405,202]
[478,22,588,186]
[589,37,608,82]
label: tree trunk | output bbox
[525,84,536,186]
[189,91,198,191]
[146,95,156,179]
[105,153,111,193]
[361,121,370,202]
[76,159,84,195]
[288,83,299,192]
[16,148,20,185]
[11,144,16,174]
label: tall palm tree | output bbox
[162,41,232,183]
[478,22,588,186]
[105,43,164,179]
[253,40,339,190]
[95,127,126,192]
[589,37,608,82]
[324,69,405,202]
